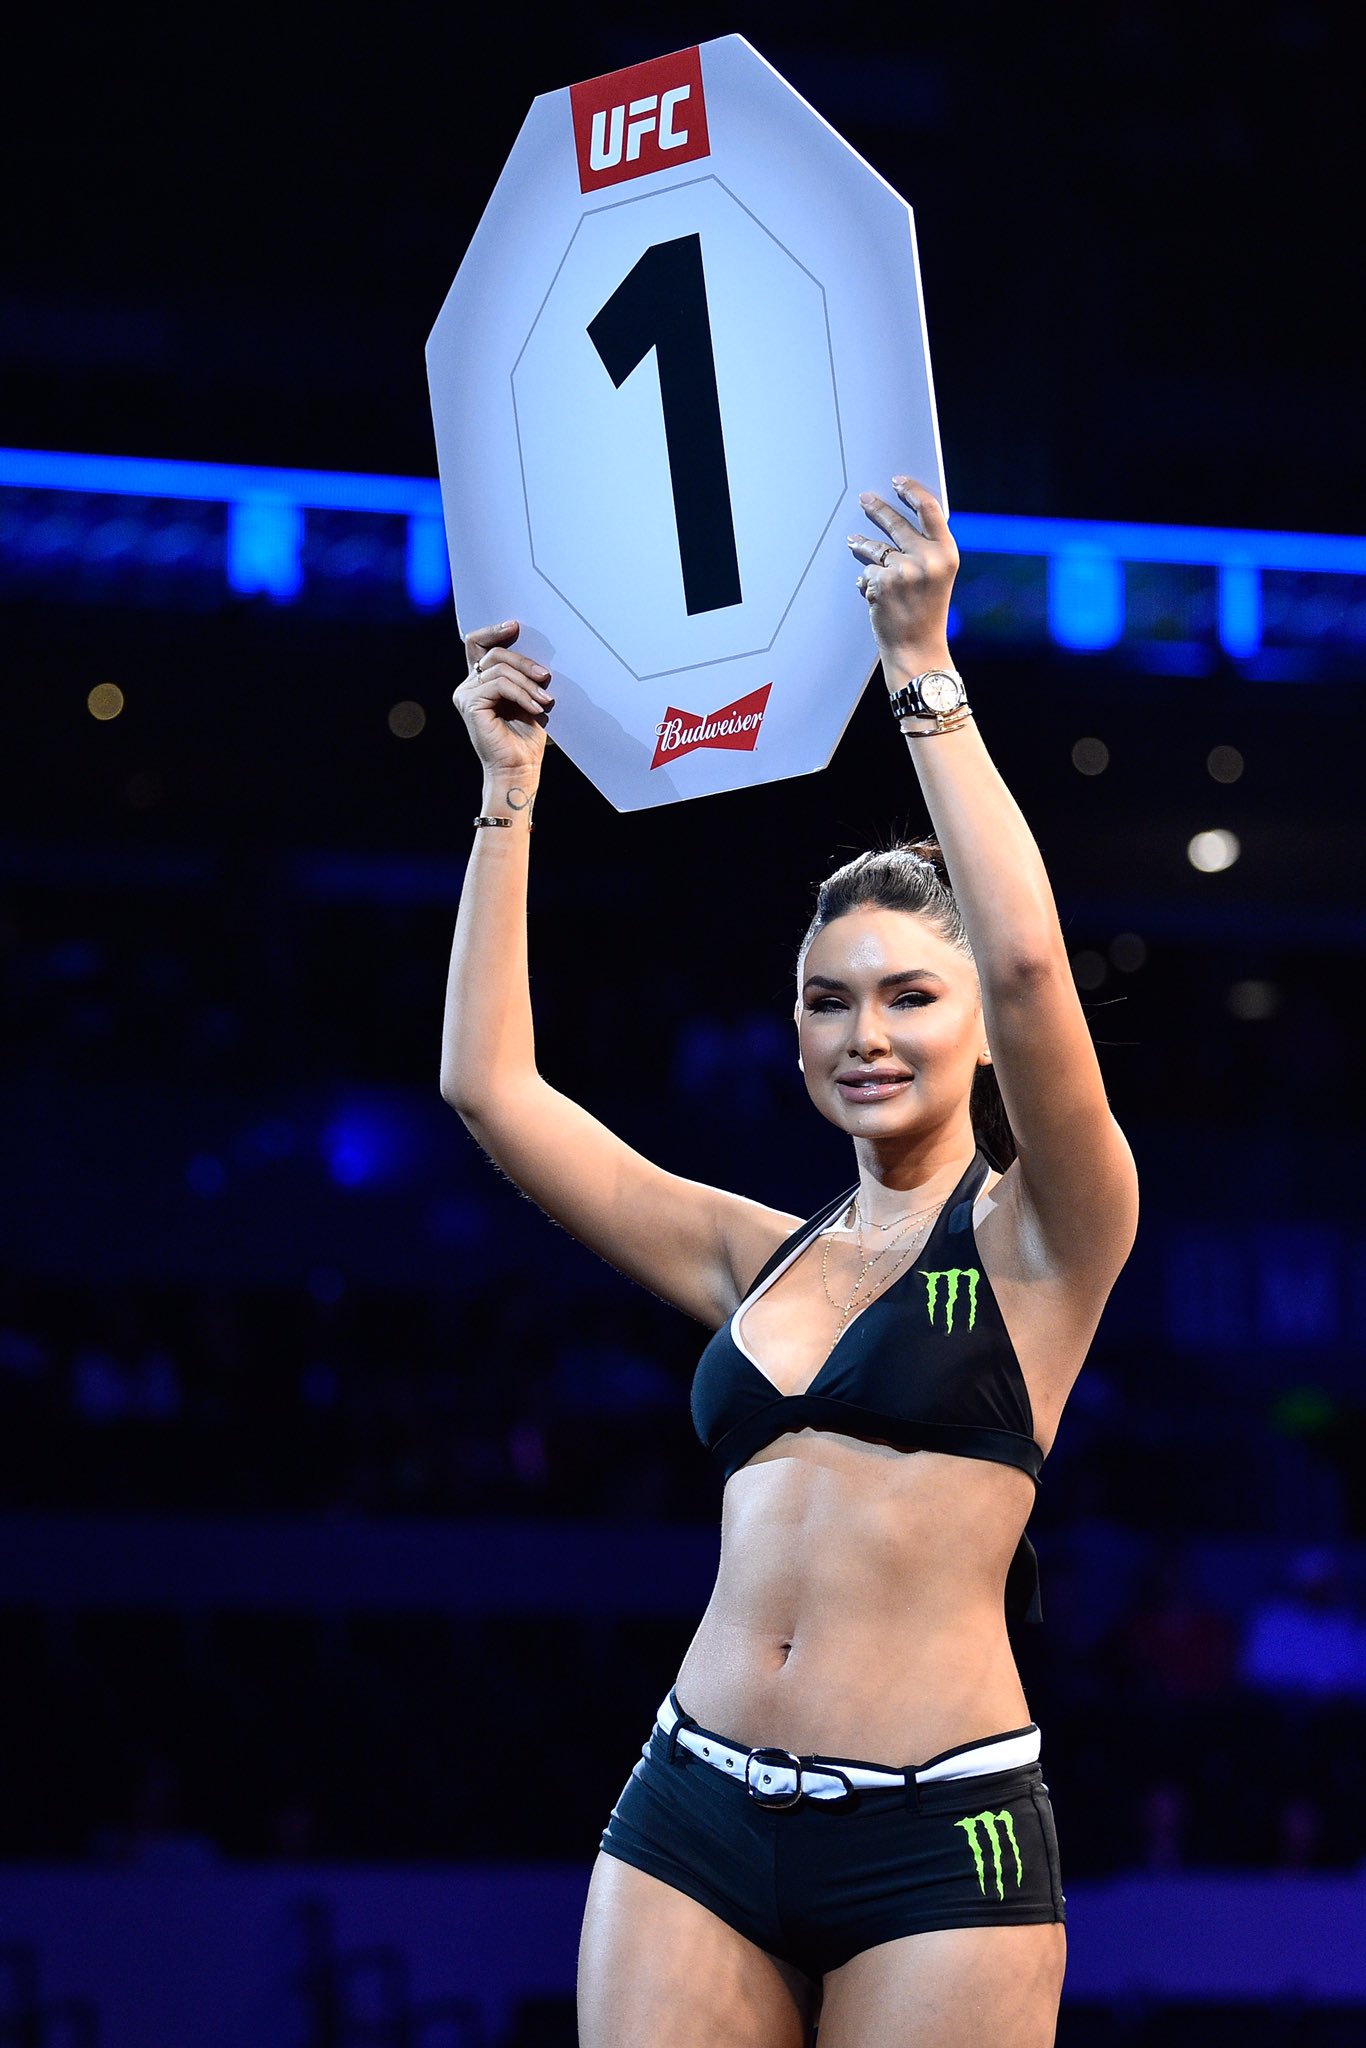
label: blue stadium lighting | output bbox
[1131,642,1216,677]
[227,501,304,600]
[0,445,449,613]
[406,511,452,609]
[322,1112,386,1189]
[1047,547,1123,652]
[1218,559,1263,659]
[950,509,1366,577]
[3,447,1364,658]
[0,445,443,518]
[319,1102,414,1189]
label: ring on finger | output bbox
[877,544,894,567]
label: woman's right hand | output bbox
[453,621,554,781]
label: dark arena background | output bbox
[3,6,1364,2044]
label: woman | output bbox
[441,477,1138,2047]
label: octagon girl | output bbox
[441,477,1138,2047]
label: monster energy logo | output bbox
[923,1268,979,1332]
[956,1809,1023,1899]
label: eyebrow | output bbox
[802,969,947,995]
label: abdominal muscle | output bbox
[671,1431,1036,1767]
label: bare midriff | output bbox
[671,1428,1036,1768]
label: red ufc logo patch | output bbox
[571,47,710,194]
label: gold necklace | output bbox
[820,1198,945,1332]
[854,1196,946,1234]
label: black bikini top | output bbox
[691,1148,1045,1624]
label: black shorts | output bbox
[598,1692,1066,1977]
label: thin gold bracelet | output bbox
[472,815,514,828]
[899,708,975,738]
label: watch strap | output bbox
[887,668,967,722]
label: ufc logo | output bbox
[590,87,692,172]
[571,47,711,193]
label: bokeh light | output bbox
[1071,736,1109,776]
[1071,949,1107,989]
[1228,979,1281,1020]
[1109,932,1147,972]
[388,700,426,738]
[1187,828,1241,872]
[87,683,124,721]
[1207,744,1244,783]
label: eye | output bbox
[894,990,934,1007]
[807,995,846,1013]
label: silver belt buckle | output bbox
[745,1745,803,1808]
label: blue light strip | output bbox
[1218,558,1263,659]
[0,444,449,611]
[3,446,1364,652]
[1048,546,1124,652]
[405,511,453,612]
[227,501,305,600]
[0,445,443,517]
[950,509,1366,577]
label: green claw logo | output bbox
[923,1267,979,1332]
[955,1809,1023,1899]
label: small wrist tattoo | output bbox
[504,785,535,818]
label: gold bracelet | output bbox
[472,815,514,828]
[899,708,975,738]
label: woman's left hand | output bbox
[848,476,960,684]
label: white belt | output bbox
[655,1692,1040,1807]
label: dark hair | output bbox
[798,838,1017,1170]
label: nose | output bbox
[847,1002,891,1060]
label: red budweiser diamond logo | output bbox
[651,684,772,771]
[570,47,710,194]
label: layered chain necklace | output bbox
[820,1193,946,1333]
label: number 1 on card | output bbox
[588,233,743,617]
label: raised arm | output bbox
[439,621,797,1325]
[848,480,1139,1281]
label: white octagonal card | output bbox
[427,34,946,812]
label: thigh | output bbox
[578,1850,819,2048]
[817,1922,1065,2048]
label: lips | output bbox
[836,1072,913,1102]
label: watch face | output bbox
[921,671,960,712]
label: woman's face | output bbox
[796,906,985,1144]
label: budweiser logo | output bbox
[651,684,772,770]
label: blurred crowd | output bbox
[3,791,1365,1889]
[0,878,1358,1127]
[4,1267,1364,1537]
[4,1262,1366,1876]
[3,1529,1366,1878]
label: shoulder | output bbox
[712,1191,810,1317]
[971,1153,1131,1450]
[973,1141,1137,1301]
